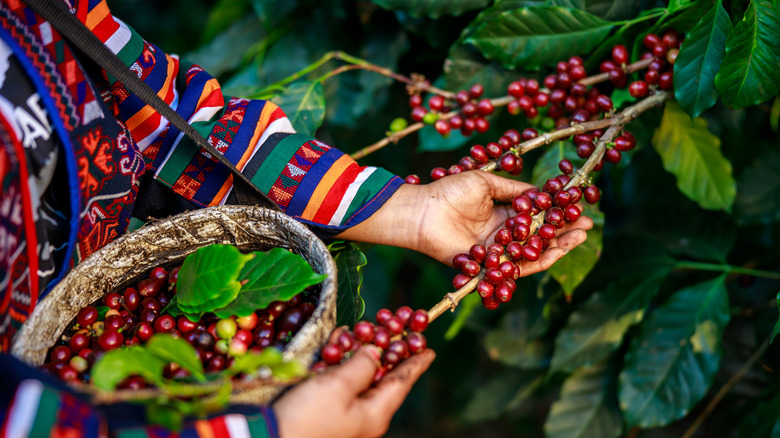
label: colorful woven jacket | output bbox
[0,0,404,435]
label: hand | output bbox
[337,171,593,273]
[273,345,435,438]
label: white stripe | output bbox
[5,380,44,438]
[104,18,132,55]
[224,414,252,437]
[136,79,180,151]
[328,167,376,226]
[154,93,216,177]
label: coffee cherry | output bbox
[595,95,613,112]
[534,92,550,108]
[645,69,660,85]
[58,365,79,382]
[629,81,649,98]
[103,292,121,309]
[469,83,484,99]
[98,330,124,351]
[138,279,160,298]
[538,224,557,241]
[577,141,595,159]
[545,207,565,228]
[434,119,451,137]
[614,133,636,151]
[506,241,523,260]
[644,33,661,49]
[567,186,583,203]
[406,332,427,354]
[535,192,553,210]
[482,296,500,310]
[354,321,375,343]
[452,273,471,289]
[494,282,513,303]
[215,318,237,340]
[76,306,98,328]
[584,185,601,204]
[409,94,423,108]
[554,190,572,208]
[608,69,627,88]
[507,81,525,97]
[659,72,674,90]
[564,204,582,222]
[484,251,500,269]
[543,178,563,195]
[452,253,470,270]
[513,223,530,242]
[485,268,505,285]
[469,244,487,264]
[476,280,494,298]
[605,148,622,163]
[477,99,494,116]
[430,167,447,181]
[499,153,518,172]
[395,306,414,327]
[612,44,629,64]
[462,260,481,277]
[494,228,513,246]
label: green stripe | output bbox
[156,119,222,188]
[250,133,309,194]
[115,428,150,438]
[115,23,145,69]
[246,414,271,438]
[342,167,395,222]
[28,386,60,438]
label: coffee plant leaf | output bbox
[544,361,623,438]
[485,310,552,369]
[372,0,491,19]
[652,101,735,211]
[213,248,326,318]
[465,6,617,70]
[774,290,780,343]
[177,244,254,314]
[550,266,671,374]
[443,292,481,340]
[463,370,545,422]
[272,81,326,136]
[146,334,205,381]
[714,0,780,109]
[738,390,780,437]
[330,241,368,327]
[201,0,250,43]
[734,149,780,225]
[91,347,165,391]
[619,274,730,428]
[185,15,265,79]
[673,0,731,119]
[230,347,306,380]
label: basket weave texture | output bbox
[11,205,337,405]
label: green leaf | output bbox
[773,290,780,343]
[214,248,326,318]
[330,241,367,327]
[371,0,491,18]
[91,347,165,391]
[619,274,731,428]
[485,310,551,369]
[146,334,205,381]
[714,0,780,109]
[417,122,473,152]
[550,266,671,374]
[185,15,265,78]
[272,81,326,136]
[229,348,306,380]
[177,245,254,314]
[651,101,735,211]
[201,0,250,42]
[462,370,544,422]
[734,150,780,225]
[668,0,693,13]
[544,361,623,438]
[464,7,617,70]
[673,0,731,118]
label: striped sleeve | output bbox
[70,0,404,238]
[113,409,279,438]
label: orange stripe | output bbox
[197,79,223,109]
[312,163,362,224]
[195,420,215,438]
[91,14,119,42]
[85,1,110,31]
[301,155,353,220]
[125,54,176,133]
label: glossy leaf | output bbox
[774,290,780,343]
[444,293,481,340]
[330,241,368,327]
[668,0,693,13]
[185,16,265,78]
[544,361,622,438]
[272,81,326,136]
[619,274,730,427]
[714,0,780,109]
[734,150,780,225]
[485,310,551,369]
[91,347,165,391]
[550,266,671,374]
[465,7,616,69]
[463,370,545,422]
[229,348,306,380]
[651,102,735,211]
[177,245,254,314]
[673,0,731,118]
[371,0,491,18]
[214,248,326,318]
[146,334,205,381]
[201,0,250,42]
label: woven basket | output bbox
[10,205,337,405]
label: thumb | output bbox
[482,172,536,203]
[326,344,383,396]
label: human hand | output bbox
[337,171,593,272]
[273,345,435,438]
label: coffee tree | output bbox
[120,0,780,436]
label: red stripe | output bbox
[267,106,287,124]
[312,163,361,224]
[91,15,119,43]
[131,111,163,143]
[209,416,230,438]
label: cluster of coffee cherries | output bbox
[311,306,429,383]
[43,265,319,387]
[603,29,682,99]
[574,130,637,168]
[408,83,495,138]
[450,156,603,309]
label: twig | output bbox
[681,337,771,438]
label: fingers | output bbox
[325,345,384,397]
[360,349,435,415]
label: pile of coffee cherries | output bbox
[42,265,320,388]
